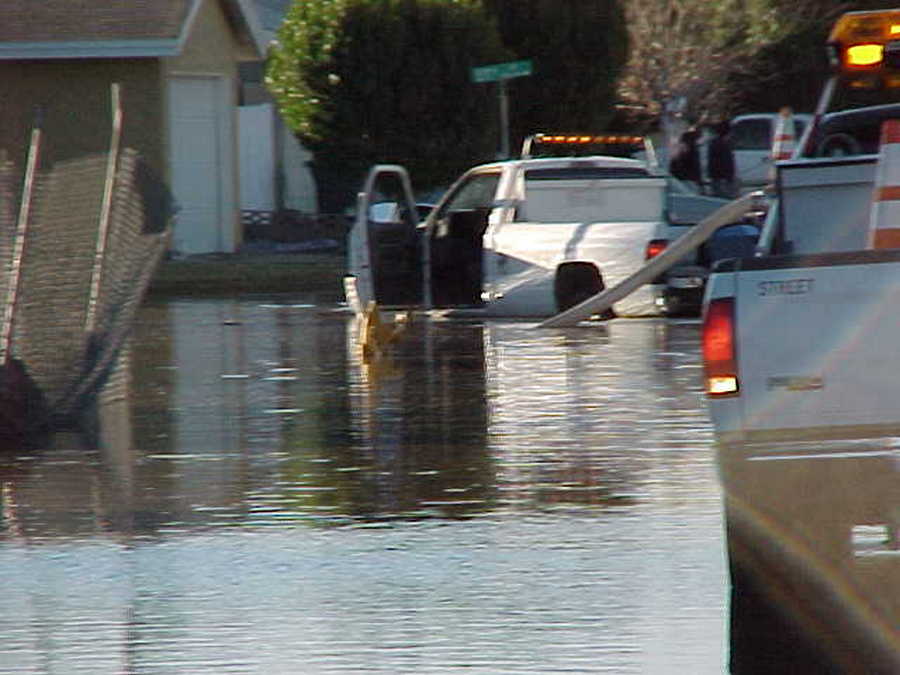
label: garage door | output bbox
[168,76,235,254]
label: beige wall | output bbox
[0,59,165,176]
[164,0,243,250]
[0,0,253,252]
[169,0,243,75]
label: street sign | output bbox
[471,59,533,159]
[471,59,532,83]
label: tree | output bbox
[617,0,783,125]
[723,0,896,115]
[618,0,894,127]
[267,0,509,212]
[482,0,629,148]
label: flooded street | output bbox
[0,296,730,673]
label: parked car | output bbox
[727,112,813,190]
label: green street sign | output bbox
[471,59,533,83]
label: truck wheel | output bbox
[554,263,613,317]
[817,132,861,157]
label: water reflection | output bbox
[0,300,729,673]
[2,297,897,672]
[719,437,900,673]
[343,317,494,520]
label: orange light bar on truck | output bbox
[534,134,645,146]
[702,297,739,396]
[521,133,652,159]
[846,43,884,67]
[829,10,900,82]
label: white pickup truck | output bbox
[703,8,900,441]
[347,134,728,318]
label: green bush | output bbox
[483,0,629,148]
[268,0,510,211]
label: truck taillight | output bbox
[646,239,668,260]
[702,297,739,396]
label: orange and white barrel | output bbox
[869,118,900,249]
[771,107,796,162]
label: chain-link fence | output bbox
[0,145,171,435]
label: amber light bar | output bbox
[846,43,885,67]
[829,10,900,77]
[534,134,645,146]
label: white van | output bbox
[727,112,813,189]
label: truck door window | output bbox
[731,118,772,151]
[731,119,772,150]
[436,173,501,216]
[730,118,808,152]
[432,172,500,238]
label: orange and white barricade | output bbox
[771,106,796,162]
[869,118,900,249]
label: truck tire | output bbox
[554,262,613,318]
[816,132,861,157]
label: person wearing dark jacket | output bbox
[669,129,703,192]
[707,120,737,199]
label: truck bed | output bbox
[706,248,900,440]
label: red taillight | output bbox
[702,297,739,396]
[645,238,668,260]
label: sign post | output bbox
[471,59,533,159]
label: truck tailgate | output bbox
[730,250,900,436]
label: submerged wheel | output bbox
[554,262,604,313]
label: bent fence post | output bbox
[86,82,123,333]
[0,108,43,365]
[537,192,761,328]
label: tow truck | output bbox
[345,133,730,318]
[702,8,900,441]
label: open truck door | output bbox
[346,165,425,313]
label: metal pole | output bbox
[0,108,43,365]
[499,79,510,159]
[86,82,123,333]
[538,192,761,328]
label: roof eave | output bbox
[0,39,181,60]
[220,0,267,60]
[0,0,266,62]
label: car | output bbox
[726,112,813,189]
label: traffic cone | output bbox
[868,119,900,249]
[771,106,796,162]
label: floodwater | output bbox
[0,296,730,673]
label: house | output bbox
[0,0,266,255]
[239,0,318,227]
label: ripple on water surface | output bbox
[0,306,726,673]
